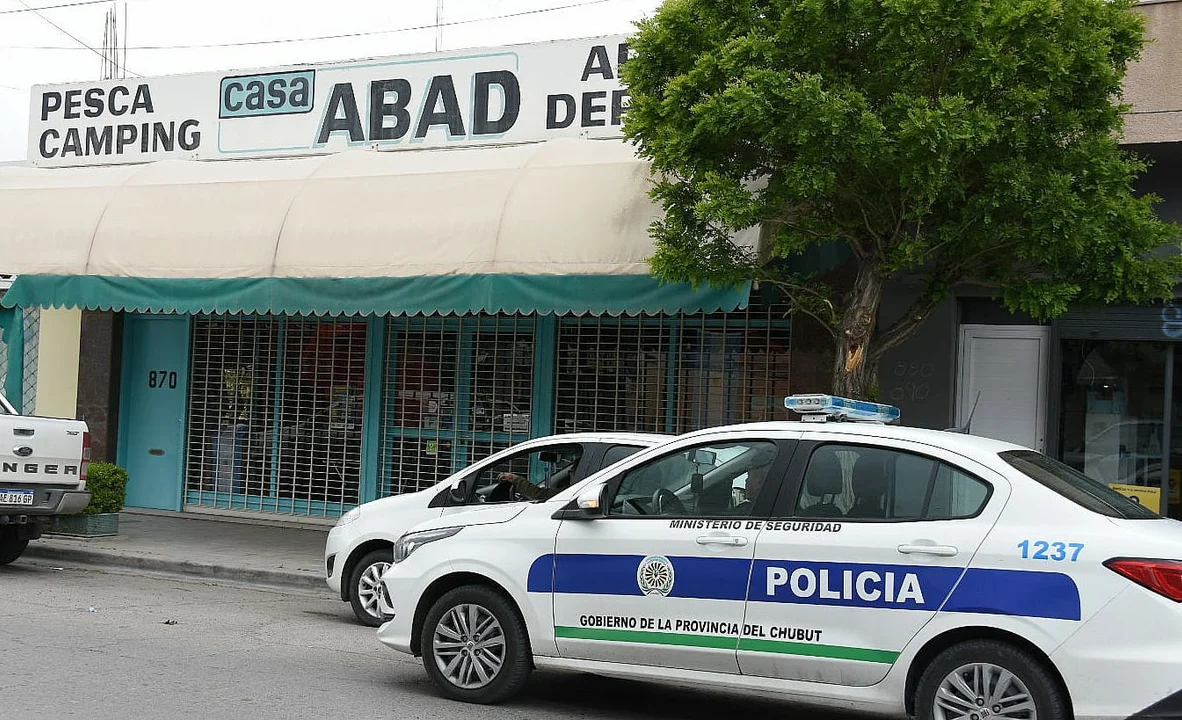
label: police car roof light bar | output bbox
[784,394,902,424]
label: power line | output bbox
[0,0,114,15]
[12,0,139,75]
[1,0,623,51]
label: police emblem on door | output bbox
[637,555,675,596]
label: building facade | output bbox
[4,4,1182,524]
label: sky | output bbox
[0,0,664,161]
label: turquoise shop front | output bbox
[0,139,793,521]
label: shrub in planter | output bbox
[50,463,129,537]
[82,462,129,515]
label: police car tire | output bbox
[349,549,394,627]
[420,585,532,704]
[914,639,1069,720]
[0,527,28,566]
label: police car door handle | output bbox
[696,535,748,547]
[897,544,958,557]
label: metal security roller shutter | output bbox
[20,307,38,414]
[379,316,534,497]
[185,315,368,517]
[554,303,792,436]
[186,316,278,508]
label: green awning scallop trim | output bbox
[0,274,752,317]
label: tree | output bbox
[622,0,1182,399]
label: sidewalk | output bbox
[21,511,330,592]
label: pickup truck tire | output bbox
[0,526,29,566]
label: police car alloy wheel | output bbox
[914,640,1069,720]
[420,585,532,704]
[349,549,394,627]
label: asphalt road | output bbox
[0,560,866,720]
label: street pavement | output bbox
[1,560,863,720]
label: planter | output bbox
[49,512,119,538]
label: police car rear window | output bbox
[999,450,1159,519]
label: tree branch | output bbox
[765,278,840,339]
[870,290,945,362]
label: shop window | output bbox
[379,316,535,497]
[1058,340,1168,490]
[186,316,278,505]
[185,316,368,517]
[553,300,791,436]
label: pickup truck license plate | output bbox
[0,489,35,506]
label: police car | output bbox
[374,395,1182,720]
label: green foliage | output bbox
[624,0,1182,383]
[83,462,129,515]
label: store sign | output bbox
[1109,482,1162,513]
[28,35,630,167]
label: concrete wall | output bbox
[1125,0,1182,144]
[32,307,80,419]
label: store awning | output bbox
[0,138,755,317]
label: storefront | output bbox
[0,36,802,522]
[1050,302,1182,519]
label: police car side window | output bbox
[470,444,584,503]
[608,441,779,517]
[794,444,990,521]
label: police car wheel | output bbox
[420,585,532,704]
[348,549,394,627]
[914,640,1069,720]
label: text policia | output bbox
[37,84,199,160]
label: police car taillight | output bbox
[784,394,901,424]
[1105,558,1182,603]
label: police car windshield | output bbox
[999,450,1160,519]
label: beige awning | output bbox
[0,138,758,317]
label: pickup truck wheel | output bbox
[0,526,29,565]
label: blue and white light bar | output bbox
[784,394,902,424]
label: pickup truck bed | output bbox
[0,392,90,565]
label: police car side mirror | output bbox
[551,484,609,520]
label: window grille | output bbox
[0,326,7,393]
[379,316,534,497]
[184,315,367,517]
[21,307,39,415]
[554,303,792,436]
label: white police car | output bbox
[375,396,1182,720]
[325,432,665,625]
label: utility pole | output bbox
[99,1,126,80]
[435,0,443,52]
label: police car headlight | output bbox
[335,507,362,528]
[393,526,463,563]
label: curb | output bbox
[22,544,326,592]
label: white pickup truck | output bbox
[0,392,91,565]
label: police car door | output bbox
[551,434,796,674]
[738,436,1008,686]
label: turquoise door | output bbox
[119,315,191,511]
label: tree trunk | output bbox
[831,263,884,400]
